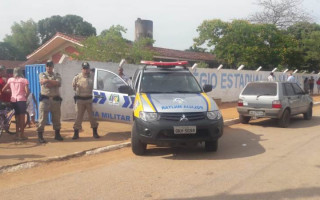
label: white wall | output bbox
[55,60,319,120]
[193,68,319,102]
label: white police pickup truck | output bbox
[92,61,223,155]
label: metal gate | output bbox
[25,64,52,124]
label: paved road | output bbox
[0,107,320,200]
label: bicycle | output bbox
[0,102,16,137]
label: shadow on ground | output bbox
[144,126,265,160]
[165,187,320,200]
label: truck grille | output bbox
[160,112,205,121]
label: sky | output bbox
[1,0,320,50]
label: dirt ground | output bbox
[0,95,319,168]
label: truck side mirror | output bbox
[203,84,213,93]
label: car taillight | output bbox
[238,100,243,106]
[272,100,282,108]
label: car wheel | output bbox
[239,115,251,124]
[303,104,312,120]
[131,122,147,155]
[278,109,290,128]
[205,140,218,152]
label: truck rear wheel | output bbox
[239,115,250,124]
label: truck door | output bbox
[92,68,134,124]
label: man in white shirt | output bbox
[118,67,129,83]
[268,72,275,81]
[287,72,296,82]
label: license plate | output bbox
[174,126,196,134]
[249,110,265,116]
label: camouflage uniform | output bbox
[72,62,99,139]
[37,62,63,143]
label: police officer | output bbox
[72,62,99,139]
[37,60,63,143]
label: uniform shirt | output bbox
[72,73,93,97]
[7,77,29,102]
[39,71,61,97]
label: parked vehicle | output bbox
[237,81,313,128]
[92,61,224,155]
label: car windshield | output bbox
[242,82,277,96]
[140,72,202,93]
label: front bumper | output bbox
[134,116,224,145]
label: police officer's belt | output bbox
[40,95,62,101]
[75,96,92,100]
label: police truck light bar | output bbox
[141,61,188,66]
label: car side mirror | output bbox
[118,85,135,95]
[203,84,213,93]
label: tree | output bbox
[3,19,39,60]
[73,25,155,64]
[249,0,312,29]
[38,15,96,44]
[185,46,207,53]
[193,19,297,70]
[0,42,21,60]
[286,22,320,40]
[127,37,155,64]
[300,31,320,71]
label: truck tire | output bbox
[239,115,250,124]
[278,109,290,128]
[131,122,147,155]
[205,140,218,152]
[303,104,312,120]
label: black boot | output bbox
[54,129,63,141]
[93,128,100,138]
[38,132,46,143]
[72,129,79,140]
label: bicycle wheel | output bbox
[0,115,5,137]
[5,109,16,135]
[24,112,30,128]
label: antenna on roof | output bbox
[272,68,277,72]
[283,69,288,73]
[293,69,298,74]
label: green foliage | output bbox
[185,46,207,52]
[100,25,127,37]
[74,25,155,63]
[127,38,155,64]
[193,19,300,70]
[301,31,320,71]
[38,15,96,44]
[3,19,39,60]
[197,62,209,68]
[0,42,21,60]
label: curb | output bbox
[0,142,131,174]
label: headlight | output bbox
[139,112,159,122]
[207,110,222,120]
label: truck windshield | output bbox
[140,72,202,93]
